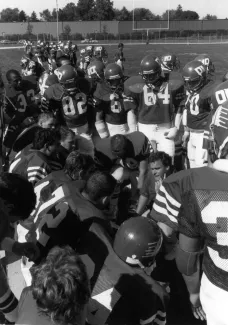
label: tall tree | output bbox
[181,10,199,20]
[0,8,20,22]
[119,6,131,20]
[162,9,177,20]
[133,8,156,20]
[175,4,183,19]
[93,0,115,20]
[18,10,27,22]
[39,9,52,22]
[30,11,39,22]
[203,14,217,20]
[62,2,79,21]
[77,0,96,20]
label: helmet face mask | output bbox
[104,63,124,92]
[93,46,108,64]
[183,61,207,93]
[161,54,180,72]
[140,55,162,88]
[194,55,215,75]
[54,65,78,96]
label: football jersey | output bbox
[34,182,112,257]
[9,145,52,186]
[42,78,90,128]
[94,81,128,125]
[4,78,39,125]
[124,75,184,124]
[79,222,167,325]
[94,131,151,170]
[185,80,221,130]
[151,167,228,292]
[210,80,228,111]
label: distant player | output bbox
[114,42,125,72]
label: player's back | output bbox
[81,222,166,325]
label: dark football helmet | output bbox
[93,45,108,64]
[160,53,180,72]
[54,65,78,95]
[182,60,207,93]
[194,54,215,75]
[87,60,105,82]
[114,217,163,268]
[104,63,124,92]
[85,45,94,58]
[140,54,162,87]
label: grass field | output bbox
[1,42,225,325]
[1,42,228,81]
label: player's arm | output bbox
[176,234,206,321]
[93,96,109,138]
[138,159,148,190]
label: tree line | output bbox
[0,2,218,23]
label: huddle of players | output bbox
[2,43,228,324]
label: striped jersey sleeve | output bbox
[27,155,52,186]
[149,172,185,229]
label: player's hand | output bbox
[12,242,40,261]
[190,293,206,321]
[164,126,178,140]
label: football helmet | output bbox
[114,217,163,268]
[87,60,105,82]
[140,54,162,87]
[194,54,215,75]
[210,100,228,159]
[54,65,78,95]
[93,45,108,64]
[39,72,59,96]
[80,48,86,57]
[182,60,207,93]
[85,45,94,57]
[161,53,180,72]
[118,42,124,49]
[104,63,124,92]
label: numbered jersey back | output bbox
[61,91,88,128]
[211,80,228,111]
[158,167,228,292]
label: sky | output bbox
[0,0,227,19]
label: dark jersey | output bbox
[9,145,52,186]
[94,131,151,170]
[210,80,228,111]
[42,78,90,128]
[114,50,125,62]
[94,82,128,125]
[185,80,221,130]
[79,223,167,325]
[151,166,228,292]
[124,75,184,124]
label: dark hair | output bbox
[31,246,90,325]
[84,170,117,202]
[0,173,36,219]
[38,112,55,126]
[59,125,74,142]
[6,69,20,81]
[149,151,172,168]
[56,55,71,67]
[32,128,60,150]
[64,150,96,180]
[111,134,131,159]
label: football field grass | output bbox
[1,42,228,81]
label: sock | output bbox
[0,289,18,322]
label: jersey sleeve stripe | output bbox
[160,185,181,209]
[152,202,178,223]
[155,192,179,217]
[28,166,47,174]
[140,310,166,325]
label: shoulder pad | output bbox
[124,75,144,94]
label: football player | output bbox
[93,45,108,64]
[94,63,132,138]
[160,53,180,80]
[194,54,215,77]
[3,69,40,153]
[94,131,152,190]
[149,100,228,324]
[9,128,61,186]
[84,217,167,325]
[114,42,125,71]
[182,60,220,168]
[124,54,185,159]
[41,64,94,157]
